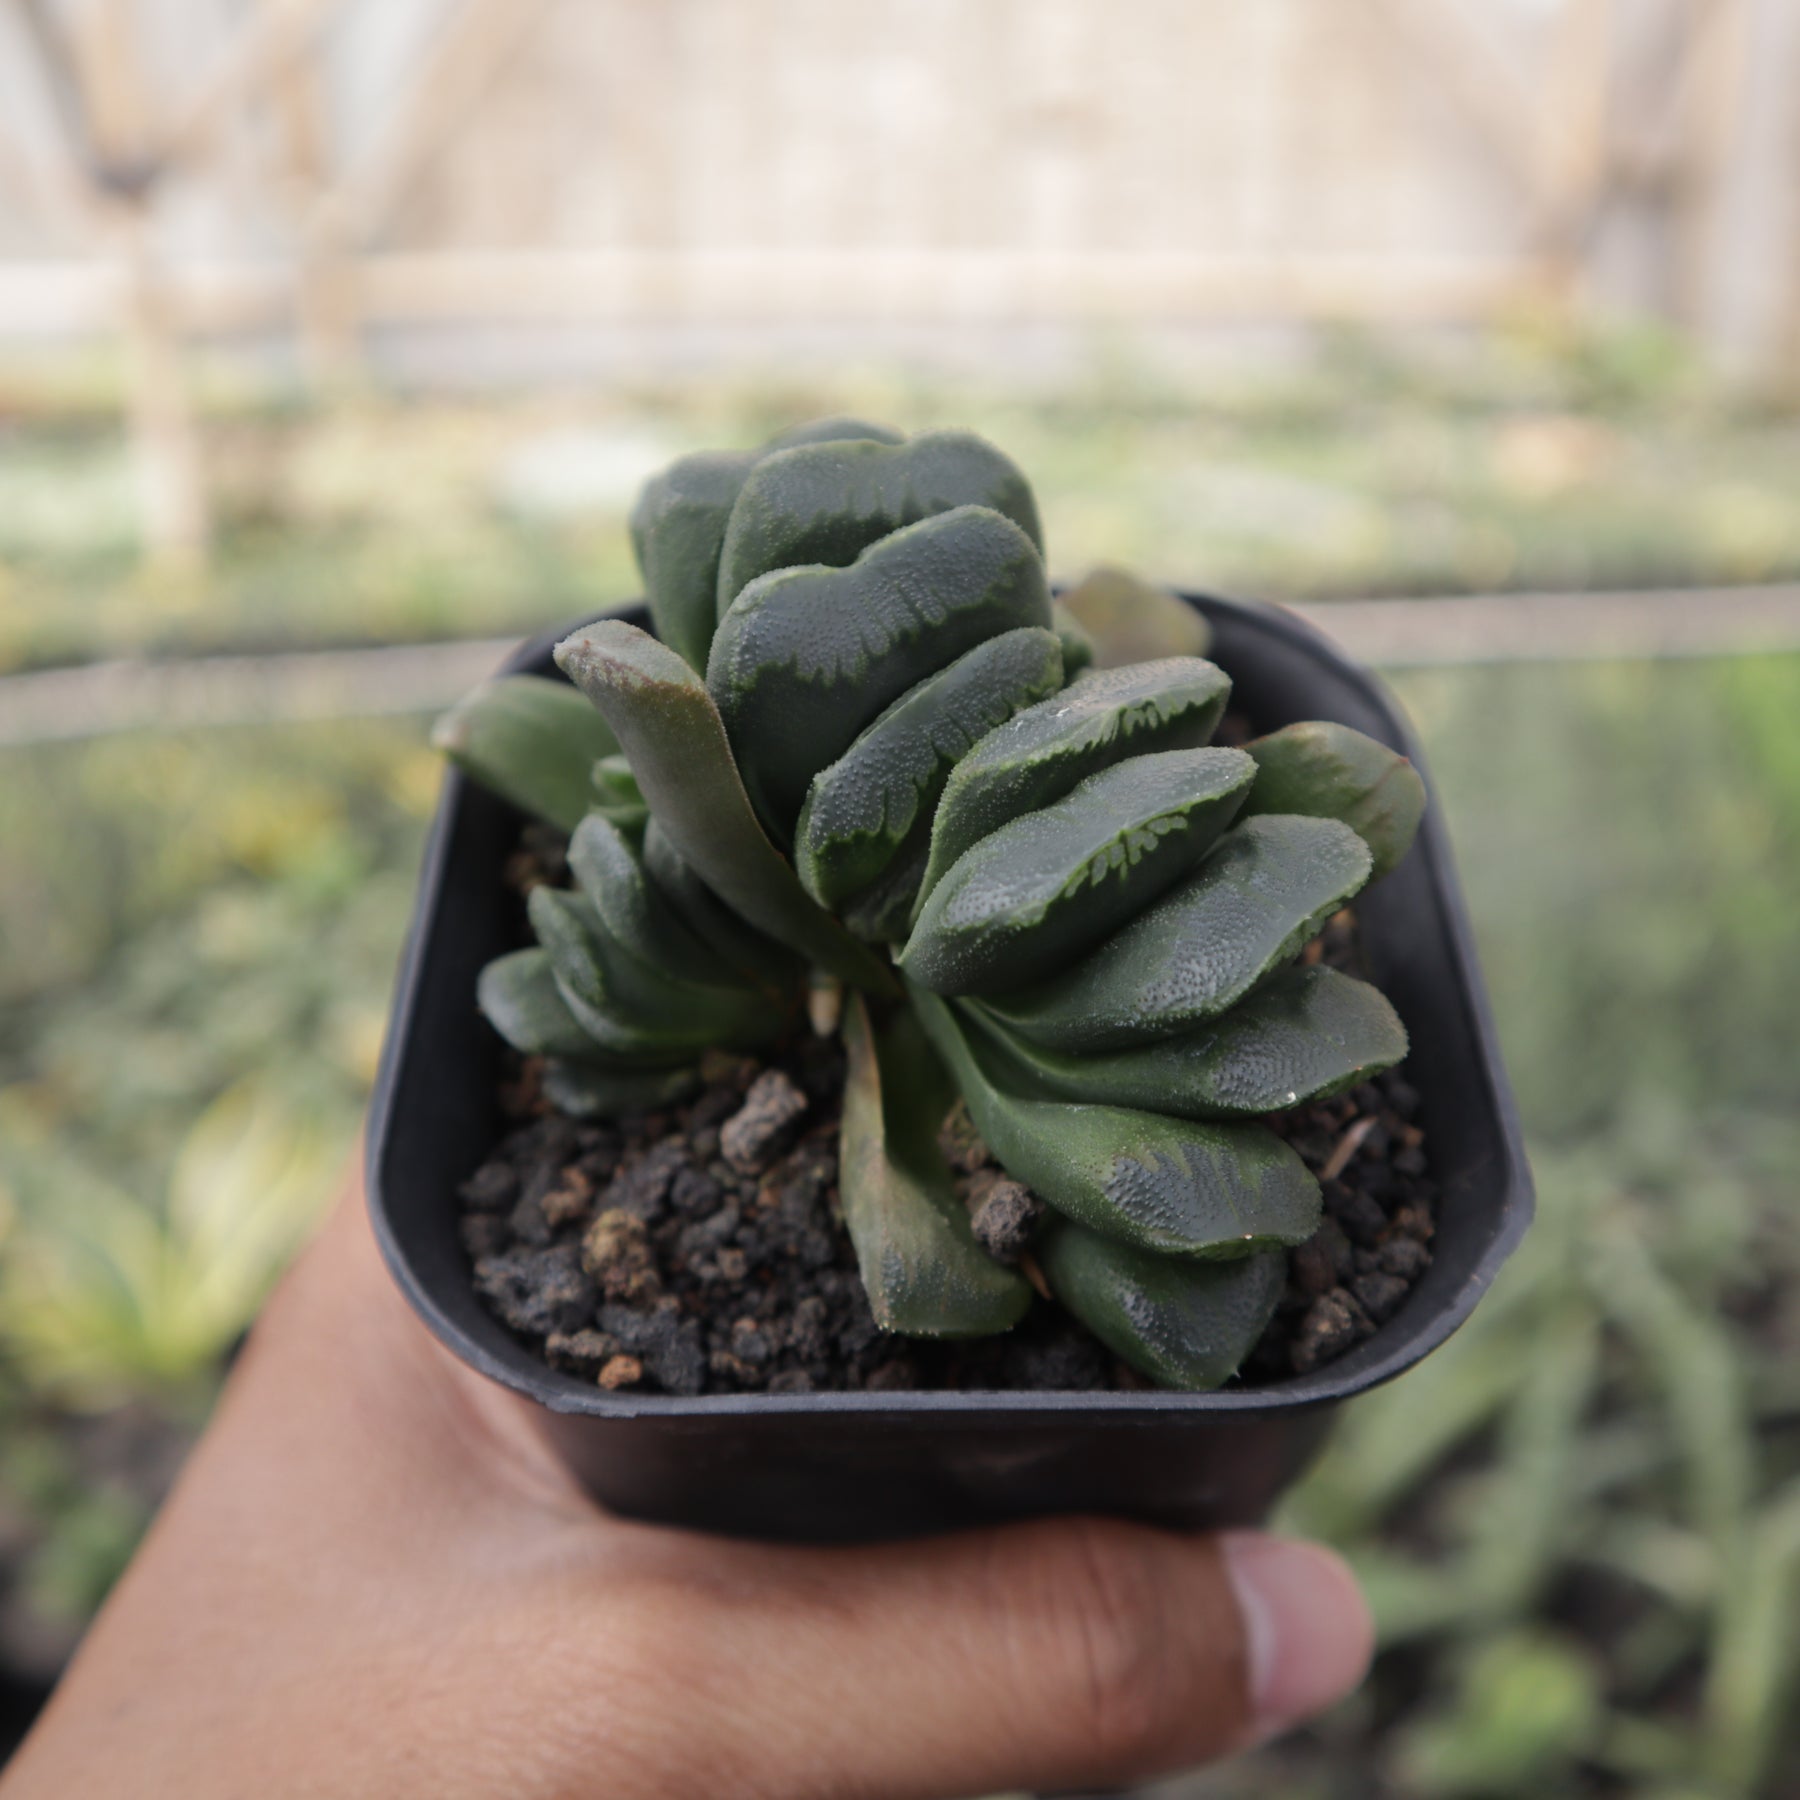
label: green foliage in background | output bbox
[1,326,1797,1787]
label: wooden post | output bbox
[32,0,213,571]
[1533,0,1618,311]
[273,46,365,393]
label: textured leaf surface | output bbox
[901,747,1254,995]
[476,947,604,1061]
[795,627,1064,909]
[431,675,619,832]
[543,1060,700,1118]
[1055,565,1212,668]
[984,814,1373,1052]
[966,965,1408,1119]
[589,754,648,837]
[715,429,1042,617]
[529,887,775,1057]
[554,620,895,993]
[1038,1220,1285,1389]
[567,814,741,987]
[918,656,1234,904]
[1241,720,1427,880]
[630,418,902,671]
[910,988,1320,1255]
[709,506,1052,837]
[838,995,1031,1337]
[640,821,801,994]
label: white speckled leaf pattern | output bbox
[900,746,1255,995]
[965,965,1408,1119]
[916,655,1234,906]
[983,814,1374,1053]
[715,428,1042,617]
[630,419,903,672]
[910,987,1320,1256]
[795,626,1064,910]
[708,505,1052,837]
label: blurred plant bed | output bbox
[6,319,1800,673]
[1149,1106,1800,1800]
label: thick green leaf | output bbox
[966,965,1409,1119]
[910,988,1320,1255]
[640,821,802,994]
[589,754,648,837]
[984,814,1373,1052]
[901,747,1254,996]
[543,1060,700,1118]
[1056,565,1212,668]
[630,419,902,671]
[838,994,1032,1337]
[1240,720,1427,880]
[795,627,1064,910]
[918,656,1234,905]
[1038,1219,1285,1389]
[708,505,1052,838]
[529,887,773,1057]
[838,843,932,945]
[715,428,1042,617]
[476,947,604,1061]
[554,620,896,993]
[431,674,619,832]
[567,812,741,988]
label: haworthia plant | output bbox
[438,419,1428,1391]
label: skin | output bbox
[0,1174,1373,1799]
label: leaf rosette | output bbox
[439,421,1428,1389]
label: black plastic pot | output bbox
[368,592,1532,1544]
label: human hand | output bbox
[2,1173,1371,1799]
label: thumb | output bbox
[671,1517,1372,1799]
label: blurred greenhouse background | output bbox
[4,1,1800,1794]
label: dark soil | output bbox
[460,909,1440,1395]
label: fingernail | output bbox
[1220,1532,1373,1743]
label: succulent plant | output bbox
[436,420,1427,1389]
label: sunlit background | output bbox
[3,1,1800,1792]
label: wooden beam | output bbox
[143,0,347,176]
[1358,0,1542,195]
[334,0,555,244]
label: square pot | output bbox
[367,593,1532,1543]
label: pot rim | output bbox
[368,590,1533,1421]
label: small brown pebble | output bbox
[767,1369,816,1394]
[581,1208,662,1303]
[937,1101,993,1176]
[1291,1233,1341,1299]
[1390,1203,1436,1243]
[545,1328,622,1377]
[967,1170,1043,1263]
[1352,1272,1410,1324]
[720,1070,809,1174]
[598,1354,644,1390]
[1377,1235,1430,1280]
[1290,1290,1361,1374]
[865,1358,918,1392]
[540,1165,595,1229]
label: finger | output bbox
[596,1517,1372,1800]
